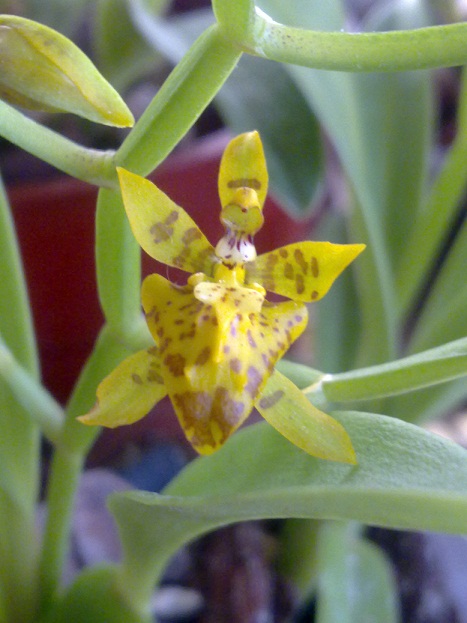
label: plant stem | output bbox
[212,0,255,41]
[0,174,38,372]
[0,100,118,188]
[0,338,63,444]
[37,325,138,615]
[116,24,241,175]
[38,447,85,617]
[95,188,143,334]
[0,172,40,623]
[250,10,467,71]
[314,336,467,403]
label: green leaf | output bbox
[93,0,169,92]
[110,412,467,605]
[409,217,467,353]
[384,377,467,425]
[215,54,324,216]
[397,65,467,316]
[46,566,151,623]
[0,14,134,126]
[316,522,399,623]
[258,0,397,364]
[259,0,435,365]
[0,168,39,623]
[320,336,467,403]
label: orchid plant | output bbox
[2,1,467,622]
[79,131,364,462]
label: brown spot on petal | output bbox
[247,330,257,348]
[296,273,305,295]
[147,370,164,384]
[279,248,289,259]
[311,256,319,278]
[131,374,143,385]
[311,290,319,300]
[182,227,202,244]
[228,178,261,190]
[230,358,242,373]
[195,347,211,366]
[284,263,294,280]
[212,387,245,426]
[294,248,308,274]
[173,388,245,449]
[259,390,284,410]
[164,353,186,377]
[245,366,263,398]
[166,210,179,225]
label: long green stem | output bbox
[95,188,142,334]
[313,336,467,403]
[38,447,85,617]
[0,100,117,187]
[250,10,467,71]
[0,172,40,623]
[38,324,140,615]
[116,24,241,175]
[0,338,63,444]
[0,174,38,372]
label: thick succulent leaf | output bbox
[109,411,467,602]
[316,523,399,623]
[246,241,365,302]
[117,168,215,275]
[257,370,356,464]
[77,348,167,428]
[0,15,134,126]
[141,273,307,454]
[218,130,268,210]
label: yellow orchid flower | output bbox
[79,132,365,463]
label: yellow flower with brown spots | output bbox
[78,132,365,462]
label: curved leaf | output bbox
[316,523,399,623]
[110,411,467,602]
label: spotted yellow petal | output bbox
[141,273,307,455]
[246,242,366,302]
[218,131,268,211]
[117,167,216,275]
[77,347,167,428]
[256,370,357,464]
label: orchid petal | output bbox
[141,273,307,454]
[246,241,366,302]
[256,370,357,464]
[117,167,216,275]
[218,131,268,210]
[78,347,167,428]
